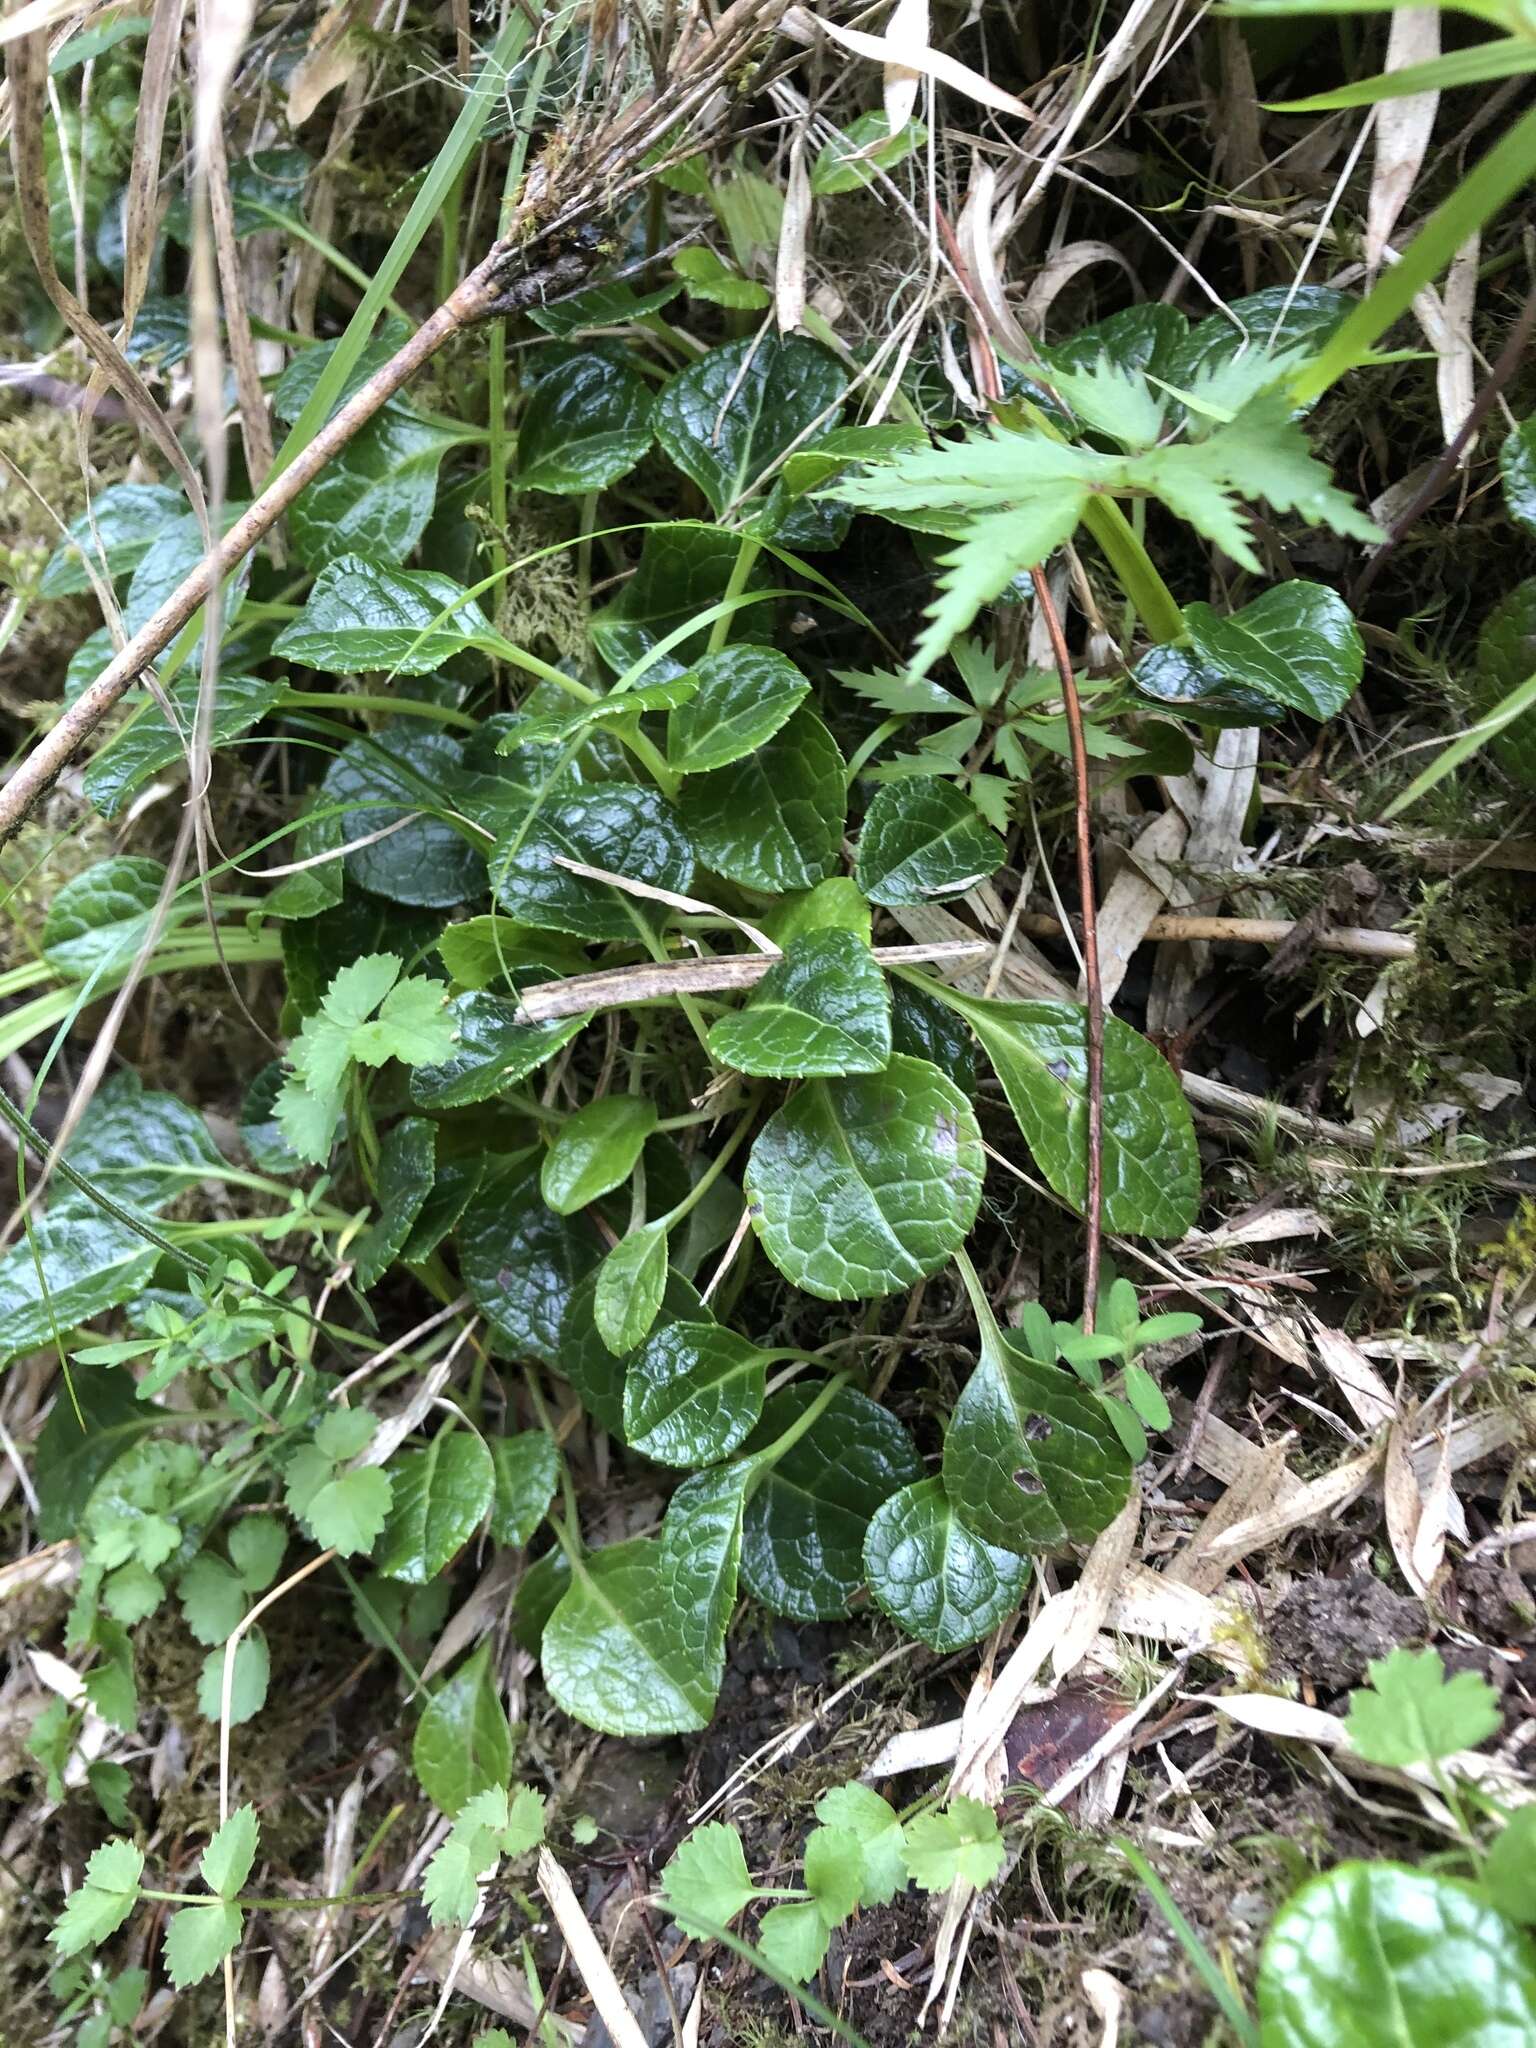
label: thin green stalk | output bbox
[1080,497,1184,643]
[743,1371,850,1495]
[705,537,762,654]
[1118,1840,1259,2048]
[277,691,479,731]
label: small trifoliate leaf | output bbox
[49,1839,144,1957]
[661,1821,758,1932]
[200,1805,259,1898]
[163,1902,243,1988]
[227,1516,286,1592]
[1345,1648,1502,1767]
[758,1900,831,1983]
[301,1468,394,1559]
[803,1826,865,1926]
[813,1784,906,1906]
[349,975,457,1069]
[902,1797,1005,1893]
[179,1556,247,1647]
[315,1409,378,1463]
[196,1632,270,1725]
[422,1838,482,1927]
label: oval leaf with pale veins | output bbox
[375,1427,495,1583]
[744,1053,983,1300]
[491,784,695,941]
[1257,1863,1536,2048]
[271,556,492,674]
[488,1430,560,1547]
[412,1641,512,1815]
[707,929,891,1079]
[942,1301,1131,1553]
[593,1221,670,1355]
[863,1477,1029,1652]
[740,1381,922,1619]
[667,645,811,774]
[1138,583,1362,726]
[352,1116,436,1289]
[321,729,483,909]
[653,335,845,516]
[925,985,1198,1238]
[457,1161,603,1368]
[624,1321,769,1466]
[518,354,656,493]
[542,1464,749,1736]
[558,1270,708,1441]
[855,780,1004,906]
[541,1097,657,1215]
[680,707,846,893]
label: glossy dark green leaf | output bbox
[542,1463,749,1735]
[1137,583,1362,726]
[557,1269,707,1441]
[124,506,249,641]
[491,784,694,940]
[518,354,655,492]
[528,278,681,336]
[57,1072,221,1220]
[744,1054,983,1300]
[165,146,310,239]
[680,707,845,893]
[942,1264,1131,1552]
[488,1430,560,1546]
[34,1368,163,1544]
[654,335,845,516]
[707,929,891,1078]
[1162,284,1350,389]
[457,1161,603,1367]
[409,991,587,1109]
[401,1155,485,1263]
[376,1427,495,1583]
[1044,303,1189,381]
[925,986,1199,1238]
[272,556,493,675]
[289,407,462,571]
[624,1321,768,1466]
[855,779,1004,905]
[889,979,975,1093]
[1476,579,1536,789]
[863,1477,1029,1652]
[319,729,483,908]
[540,1097,657,1214]
[592,1222,669,1355]
[39,483,187,597]
[42,856,164,980]
[84,673,282,820]
[741,1382,921,1619]
[590,522,750,680]
[1257,1863,1536,2048]
[412,1641,513,1815]
[665,645,811,774]
[1500,417,1536,537]
[352,1117,436,1288]
[0,1218,155,1369]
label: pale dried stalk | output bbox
[513,939,989,1023]
[1019,909,1415,961]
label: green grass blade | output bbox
[1272,39,1536,109]
[1381,666,1536,819]
[271,6,541,478]
[1118,1839,1260,2048]
[1292,98,1536,405]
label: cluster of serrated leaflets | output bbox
[659,1789,1004,1982]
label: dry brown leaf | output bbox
[1306,1314,1398,1434]
[774,133,810,334]
[1168,1437,1293,1596]
[1091,806,1188,1006]
[1051,1487,1141,1679]
[1367,7,1441,271]
[786,4,1029,117]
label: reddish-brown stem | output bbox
[1030,565,1104,1333]
[938,200,1104,1331]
